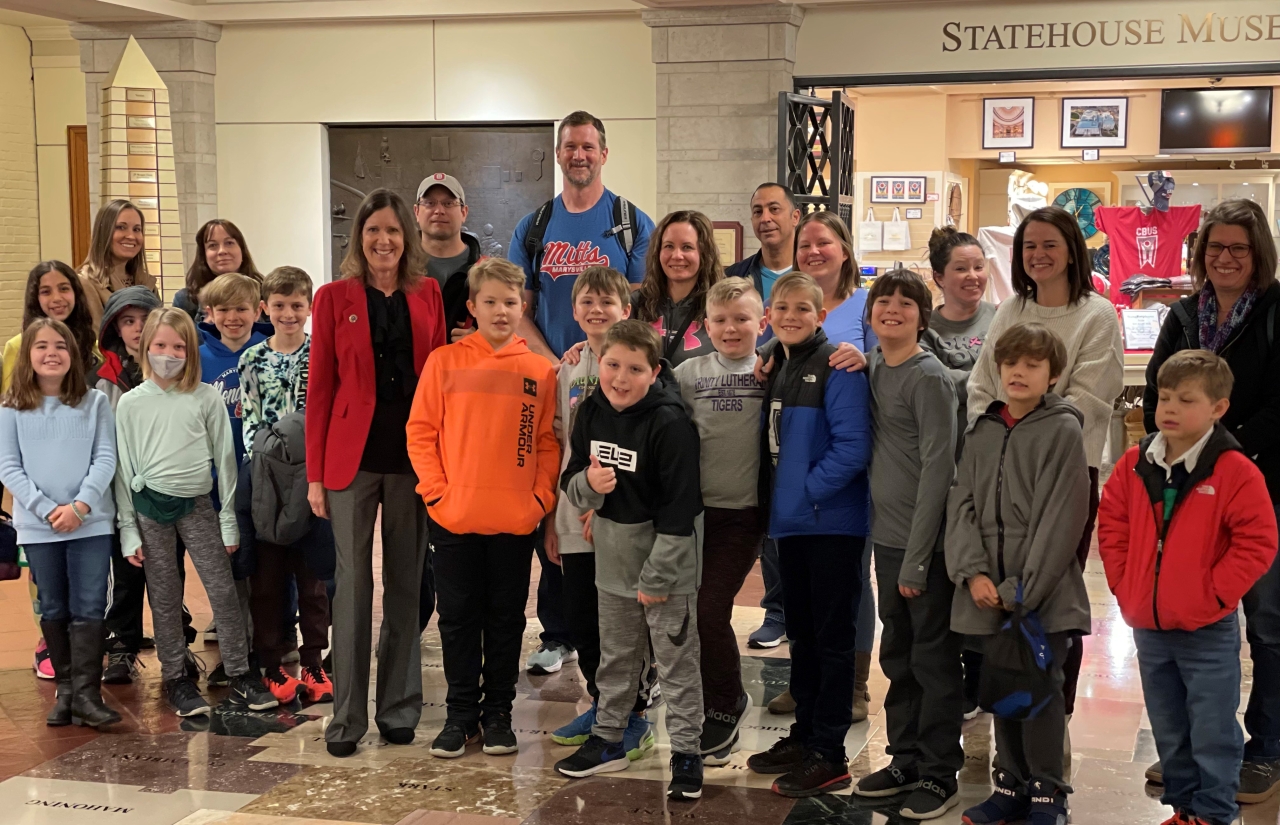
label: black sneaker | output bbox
[700,691,751,755]
[899,776,959,820]
[228,673,279,711]
[747,734,809,775]
[482,713,519,755]
[103,651,141,685]
[555,735,629,778]
[184,648,203,682]
[668,752,703,800]
[206,661,230,687]
[165,678,212,717]
[854,764,919,797]
[1238,758,1280,804]
[704,732,740,767]
[429,723,479,758]
[960,770,1030,824]
[140,635,156,650]
[1026,779,1068,825]
[962,698,981,721]
[772,751,851,798]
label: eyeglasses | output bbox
[418,199,461,211]
[1205,242,1252,259]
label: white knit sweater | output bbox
[967,292,1124,466]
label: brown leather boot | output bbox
[767,688,796,715]
[852,651,872,723]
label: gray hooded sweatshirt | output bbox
[945,392,1092,636]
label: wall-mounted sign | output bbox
[926,192,941,202]
[999,151,1017,163]
[942,13,1280,55]
[1083,148,1101,161]
[905,208,924,219]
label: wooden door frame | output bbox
[67,125,90,266]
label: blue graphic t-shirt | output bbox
[509,189,654,357]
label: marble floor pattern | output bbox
[0,550,1275,825]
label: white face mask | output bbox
[148,353,186,381]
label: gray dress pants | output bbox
[325,471,428,745]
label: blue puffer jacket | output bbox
[761,328,872,539]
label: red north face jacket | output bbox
[1098,425,1277,632]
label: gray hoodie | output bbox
[945,393,1092,635]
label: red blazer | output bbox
[307,276,446,490]
[1098,428,1278,632]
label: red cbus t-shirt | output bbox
[1095,205,1201,306]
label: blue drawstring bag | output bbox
[978,582,1056,720]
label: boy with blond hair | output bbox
[673,277,768,763]
[407,257,560,759]
[746,272,872,798]
[1100,350,1277,825]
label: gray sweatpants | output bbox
[138,495,249,683]
[594,591,703,755]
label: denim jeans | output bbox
[24,534,113,622]
[759,537,785,627]
[1135,613,1243,825]
[1242,506,1280,762]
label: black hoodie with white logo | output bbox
[561,366,703,599]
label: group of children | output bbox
[0,260,334,722]
[1,237,1273,825]
[406,253,1278,825]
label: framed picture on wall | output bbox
[983,97,1035,150]
[712,221,743,265]
[870,175,928,204]
[1061,97,1128,148]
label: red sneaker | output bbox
[301,664,334,702]
[1159,812,1193,825]
[263,666,303,704]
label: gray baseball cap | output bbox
[416,173,465,204]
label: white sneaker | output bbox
[525,642,577,675]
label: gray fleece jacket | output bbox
[945,393,1092,635]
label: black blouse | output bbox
[360,286,418,474]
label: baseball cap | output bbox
[416,173,465,205]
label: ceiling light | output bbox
[1155,154,1171,158]
[1192,182,1199,186]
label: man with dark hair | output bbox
[509,111,657,676]
[415,173,482,345]
[726,183,802,302]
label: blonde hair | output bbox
[572,265,631,308]
[1,318,87,412]
[263,266,313,302]
[81,199,149,289]
[467,258,525,295]
[795,211,859,300]
[706,276,764,316]
[771,272,824,311]
[139,308,202,392]
[201,272,262,310]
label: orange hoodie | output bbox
[407,332,560,536]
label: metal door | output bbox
[777,91,855,227]
[327,124,555,274]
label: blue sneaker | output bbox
[961,770,1030,824]
[552,704,597,746]
[748,620,787,649]
[624,713,656,761]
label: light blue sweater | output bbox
[0,390,117,545]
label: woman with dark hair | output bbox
[967,205,1123,769]
[173,219,264,323]
[78,200,158,330]
[630,210,722,366]
[1140,198,1280,802]
[306,188,446,759]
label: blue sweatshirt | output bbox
[198,321,270,466]
[0,390,117,545]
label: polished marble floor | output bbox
[0,544,1275,825]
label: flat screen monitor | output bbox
[1160,88,1273,154]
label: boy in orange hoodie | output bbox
[406,257,560,759]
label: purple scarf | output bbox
[1198,282,1259,354]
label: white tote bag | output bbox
[858,208,883,253]
[883,208,911,251]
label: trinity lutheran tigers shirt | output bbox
[674,352,765,508]
[1095,205,1201,306]
[509,189,654,357]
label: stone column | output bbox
[643,4,802,258]
[71,21,221,279]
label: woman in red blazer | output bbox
[306,188,445,758]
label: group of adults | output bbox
[45,107,1280,790]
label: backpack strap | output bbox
[606,195,635,260]
[523,199,556,295]
[1170,299,1198,349]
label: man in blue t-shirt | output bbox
[510,111,654,361]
